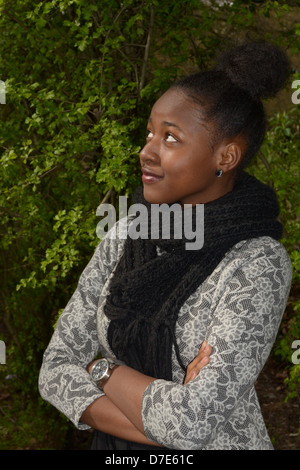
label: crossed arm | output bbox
[39,229,292,449]
[81,341,212,445]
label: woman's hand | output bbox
[184,340,212,385]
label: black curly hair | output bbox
[172,41,291,168]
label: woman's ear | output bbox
[217,138,245,174]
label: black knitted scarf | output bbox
[104,172,282,381]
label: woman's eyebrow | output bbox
[162,121,185,133]
[148,117,185,134]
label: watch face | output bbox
[91,360,108,381]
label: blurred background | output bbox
[0,0,299,450]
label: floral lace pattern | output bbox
[39,218,292,449]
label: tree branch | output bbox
[139,6,154,94]
[99,5,127,94]
[99,187,114,205]
[258,150,274,187]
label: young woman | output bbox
[39,41,293,450]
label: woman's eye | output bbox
[146,130,177,142]
[165,133,177,143]
[146,129,153,139]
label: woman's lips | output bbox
[141,168,163,184]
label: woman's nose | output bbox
[140,140,160,165]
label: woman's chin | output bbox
[143,191,171,205]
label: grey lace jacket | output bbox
[39,217,293,450]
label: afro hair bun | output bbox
[214,41,291,100]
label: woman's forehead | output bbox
[150,88,211,137]
[150,89,204,126]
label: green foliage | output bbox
[0,0,299,448]
[249,108,300,260]
[248,106,300,406]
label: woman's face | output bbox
[140,88,230,205]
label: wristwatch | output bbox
[89,358,122,389]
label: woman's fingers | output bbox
[184,341,212,385]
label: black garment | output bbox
[91,430,167,450]
[104,172,282,381]
[97,172,282,450]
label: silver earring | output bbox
[215,169,223,178]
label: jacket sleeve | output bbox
[141,239,293,449]
[38,220,126,429]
